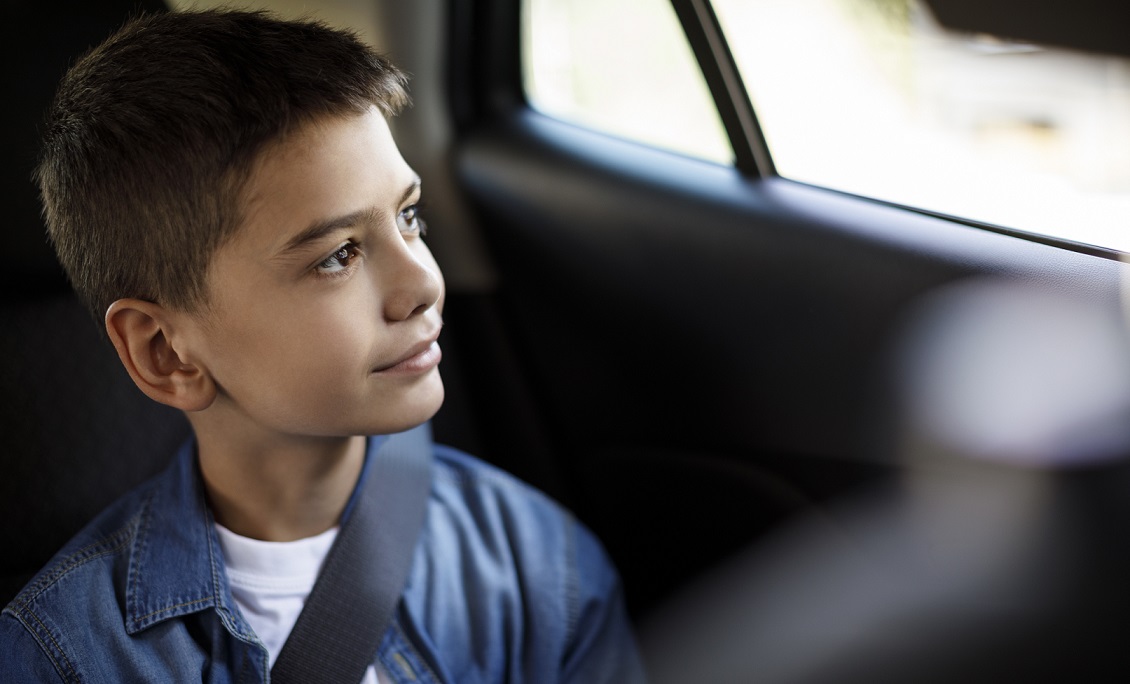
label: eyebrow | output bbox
[276,178,422,256]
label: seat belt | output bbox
[270,422,434,684]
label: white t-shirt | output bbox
[215,524,388,684]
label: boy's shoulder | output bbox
[3,440,604,616]
[5,468,164,612]
[431,443,564,514]
[0,456,194,682]
[7,441,582,604]
[423,442,624,605]
[2,439,592,617]
[1,436,643,683]
[427,443,607,562]
[410,444,644,683]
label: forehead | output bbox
[233,109,412,251]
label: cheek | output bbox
[209,294,373,389]
[269,301,373,373]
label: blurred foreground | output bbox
[641,277,1130,683]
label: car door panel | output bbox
[450,108,1128,615]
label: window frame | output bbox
[668,0,773,176]
[464,0,1123,261]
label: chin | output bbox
[375,376,445,435]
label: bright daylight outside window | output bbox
[712,0,1130,251]
[523,0,732,165]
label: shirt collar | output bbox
[123,438,234,635]
[123,435,387,637]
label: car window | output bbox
[713,0,1130,251]
[524,0,1130,252]
[522,0,733,164]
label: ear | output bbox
[105,299,216,412]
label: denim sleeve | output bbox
[0,608,68,682]
[561,519,649,684]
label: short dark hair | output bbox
[36,9,410,319]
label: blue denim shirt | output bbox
[0,435,646,683]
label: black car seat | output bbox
[0,0,189,607]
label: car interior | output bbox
[4,0,1130,680]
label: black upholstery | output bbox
[0,297,190,604]
[0,0,185,607]
[3,0,175,296]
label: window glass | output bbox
[713,0,1130,250]
[523,0,732,164]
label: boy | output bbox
[0,9,645,683]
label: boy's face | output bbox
[186,108,445,439]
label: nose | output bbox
[379,237,444,322]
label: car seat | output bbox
[0,0,189,607]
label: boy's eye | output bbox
[315,242,360,274]
[398,204,427,237]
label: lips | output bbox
[373,334,443,375]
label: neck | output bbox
[191,424,367,542]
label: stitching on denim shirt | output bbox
[18,517,138,602]
[391,621,442,684]
[202,491,238,633]
[238,639,269,684]
[15,602,80,683]
[391,652,417,681]
[127,490,155,627]
[199,492,259,644]
[134,596,214,624]
[6,507,144,682]
[239,648,252,682]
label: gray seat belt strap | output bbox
[270,422,433,684]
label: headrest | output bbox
[1,0,168,299]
